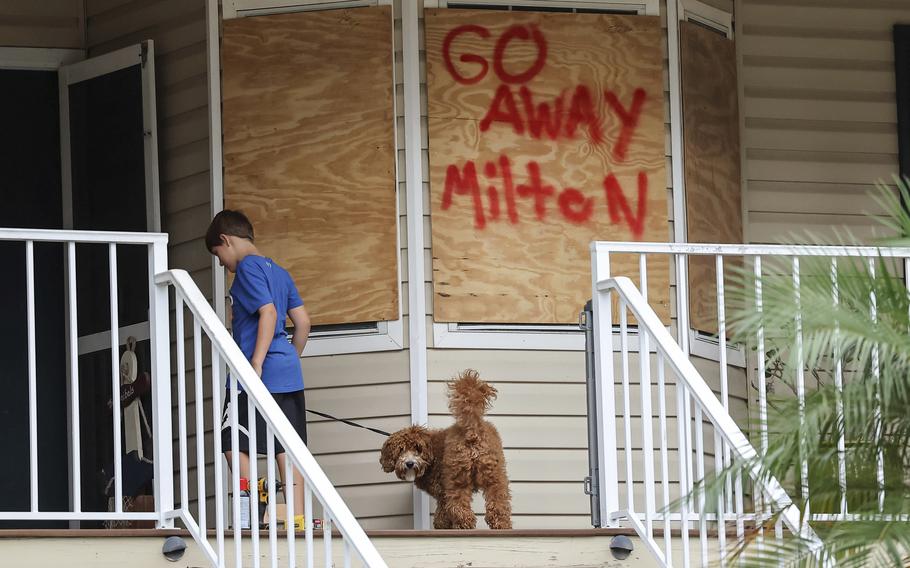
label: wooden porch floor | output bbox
[0,528,653,568]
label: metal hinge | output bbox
[583,476,596,496]
[578,310,589,331]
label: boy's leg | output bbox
[224,450,251,481]
[221,388,253,481]
[274,389,308,526]
[276,452,306,523]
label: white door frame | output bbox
[58,41,161,233]
[57,42,162,522]
[0,47,83,70]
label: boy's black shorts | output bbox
[221,389,307,455]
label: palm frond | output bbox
[678,180,910,567]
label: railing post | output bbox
[591,244,619,525]
[148,239,174,528]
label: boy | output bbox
[206,209,310,530]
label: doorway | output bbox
[0,64,69,528]
[0,42,160,526]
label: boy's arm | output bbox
[251,303,278,376]
[288,305,311,357]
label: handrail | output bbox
[0,227,168,244]
[591,240,910,258]
[587,240,910,566]
[0,230,385,566]
[597,276,823,550]
[157,269,388,568]
[0,230,173,526]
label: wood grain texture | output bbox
[681,22,743,335]
[222,7,398,325]
[426,9,669,324]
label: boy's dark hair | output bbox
[206,210,254,252]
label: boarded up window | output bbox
[221,7,398,326]
[426,9,669,324]
[681,22,742,335]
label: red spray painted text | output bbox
[438,23,653,237]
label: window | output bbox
[218,1,403,355]
[426,1,666,349]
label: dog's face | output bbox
[380,426,433,482]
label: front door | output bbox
[0,65,69,528]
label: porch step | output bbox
[0,528,657,568]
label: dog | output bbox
[379,369,512,529]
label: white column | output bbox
[403,0,430,529]
[148,240,174,527]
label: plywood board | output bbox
[222,7,398,325]
[426,9,669,324]
[681,22,743,335]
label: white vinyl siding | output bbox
[0,0,83,49]
[739,0,905,243]
[84,0,217,519]
[416,0,749,529]
[74,0,772,531]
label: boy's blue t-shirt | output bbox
[230,255,304,393]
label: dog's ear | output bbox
[379,437,397,472]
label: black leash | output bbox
[307,409,390,437]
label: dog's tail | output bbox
[447,369,497,435]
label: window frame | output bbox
[430,0,659,16]
[214,0,405,356]
[678,0,743,367]
[680,0,732,39]
[427,0,661,351]
[223,0,377,19]
[0,47,83,71]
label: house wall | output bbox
[0,0,84,49]
[74,0,747,531]
[417,2,657,529]
[701,0,733,12]
[209,1,414,529]
[83,0,216,519]
[416,0,747,529]
[82,0,410,529]
[85,0,211,289]
[299,3,413,529]
[10,0,901,535]
[209,0,707,530]
[738,0,906,243]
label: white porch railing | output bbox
[160,269,387,568]
[590,241,910,567]
[0,228,387,568]
[0,228,172,525]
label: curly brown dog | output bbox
[379,370,512,529]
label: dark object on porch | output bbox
[161,536,187,562]
[610,534,634,560]
[895,25,910,182]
